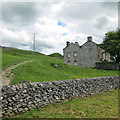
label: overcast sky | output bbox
[1,1,119,55]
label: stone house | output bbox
[63,36,110,68]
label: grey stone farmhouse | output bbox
[63,36,110,68]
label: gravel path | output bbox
[1,60,34,86]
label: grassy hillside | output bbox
[2,47,118,85]
[2,48,43,70]
[2,54,30,70]
[2,47,119,118]
[49,53,63,58]
[13,89,118,118]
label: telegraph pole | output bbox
[33,33,36,56]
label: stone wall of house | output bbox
[63,43,80,66]
[99,48,111,62]
[80,40,99,68]
[1,76,119,118]
[63,37,111,68]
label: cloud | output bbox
[2,3,39,26]
[56,3,102,22]
[95,16,109,29]
[2,27,54,52]
[2,27,32,49]
[1,2,118,55]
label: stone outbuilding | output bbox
[63,36,110,68]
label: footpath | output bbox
[1,60,34,86]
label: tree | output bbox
[100,28,120,63]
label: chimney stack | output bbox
[66,41,70,46]
[87,36,92,42]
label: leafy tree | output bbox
[100,28,120,63]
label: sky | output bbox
[1,0,119,55]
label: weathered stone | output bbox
[23,90,27,94]
[1,76,119,119]
[12,97,16,101]
[24,108,28,111]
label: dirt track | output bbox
[1,60,34,86]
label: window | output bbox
[67,52,71,58]
[74,61,77,66]
[68,61,70,65]
[74,52,77,57]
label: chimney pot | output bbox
[66,41,70,46]
[87,36,92,42]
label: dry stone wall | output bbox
[95,62,119,70]
[1,76,119,118]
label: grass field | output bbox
[2,48,33,70]
[2,47,119,118]
[2,48,118,85]
[2,54,30,70]
[13,89,118,118]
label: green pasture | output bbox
[1,48,118,85]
